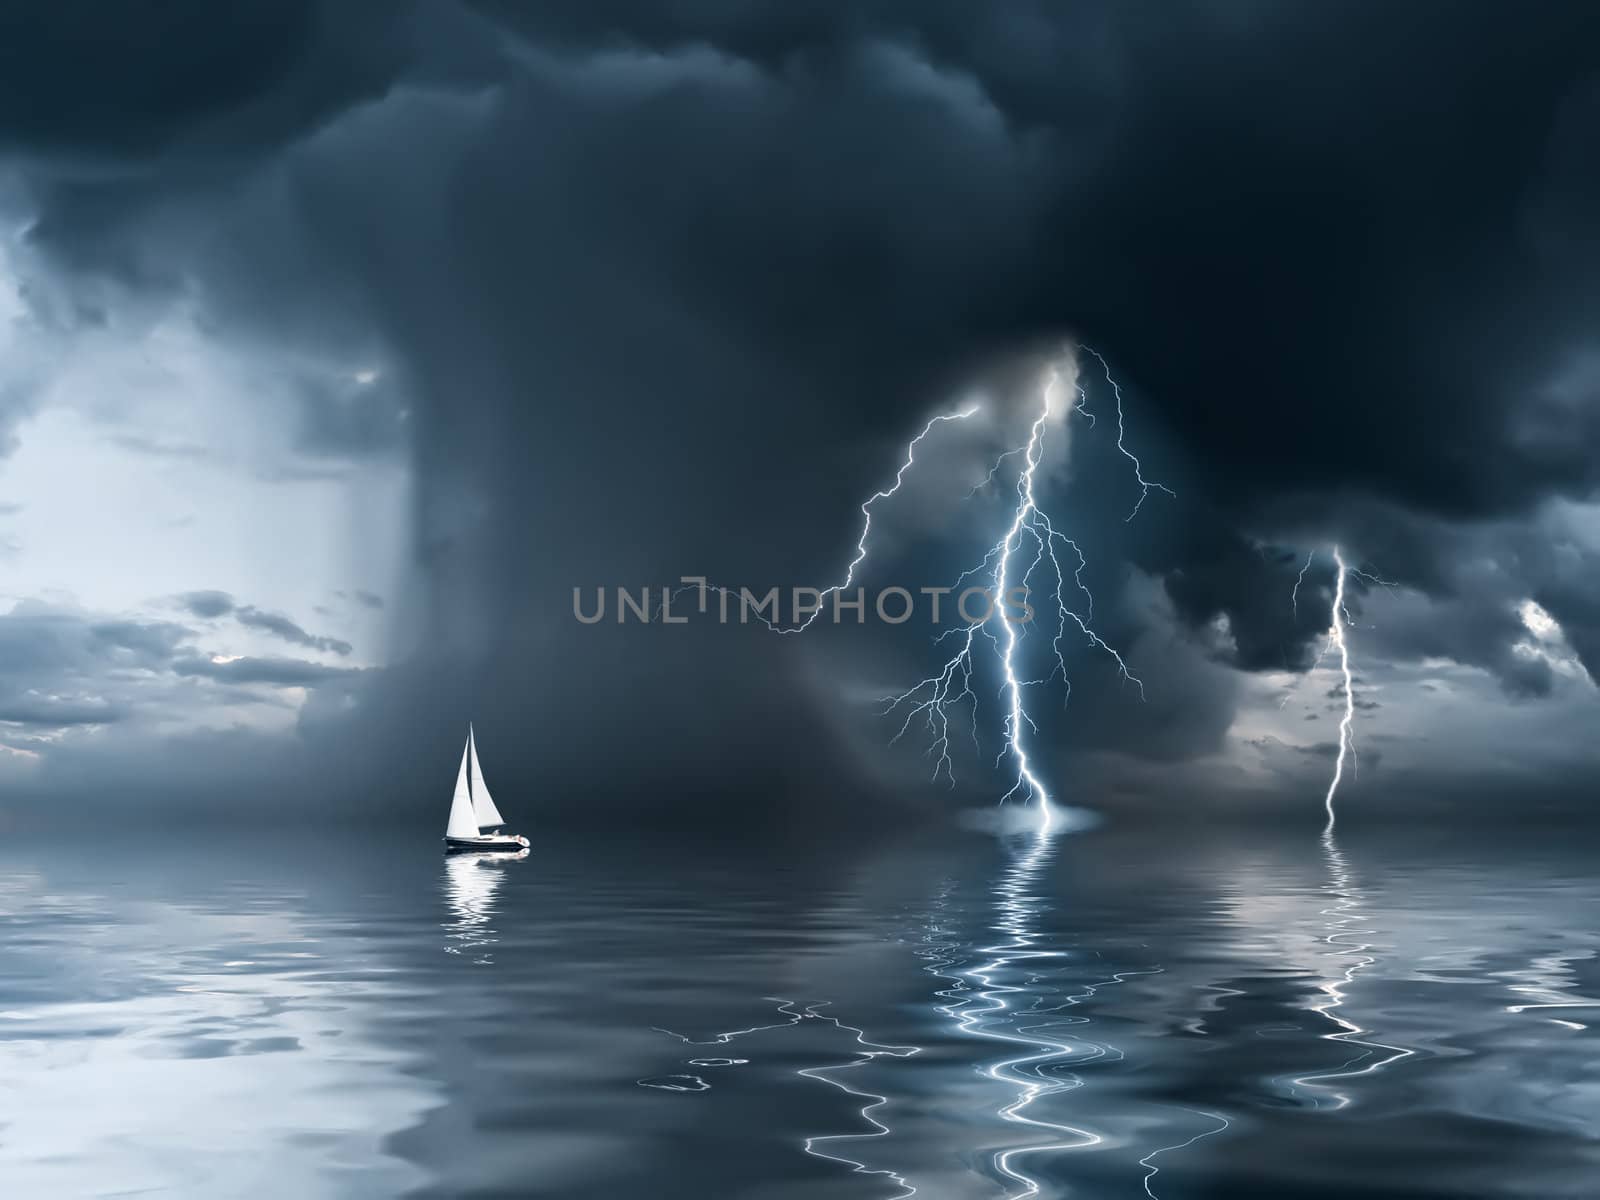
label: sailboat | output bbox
[444,724,530,853]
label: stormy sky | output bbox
[0,1,1596,830]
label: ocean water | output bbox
[1,818,1597,1198]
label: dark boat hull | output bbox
[444,833,530,853]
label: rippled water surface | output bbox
[2,821,1598,1198]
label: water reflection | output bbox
[441,850,527,963]
[1291,829,1414,1109]
[645,997,921,1193]
[1137,1110,1231,1199]
[940,828,1232,1199]
[944,829,1102,1195]
[5,825,1600,1197]
[0,845,436,1197]
[1502,947,1600,1031]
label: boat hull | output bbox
[444,833,530,853]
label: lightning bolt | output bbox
[653,345,1168,835]
[1283,546,1394,830]
[784,405,980,633]
[993,368,1068,832]
[1077,343,1176,522]
[654,404,978,629]
[885,349,1168,834]
[1290,550,1315,620]
[1323,546,1356,834]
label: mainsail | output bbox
[468,725,506,831]
[445,738,478,839]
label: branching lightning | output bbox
[783,405,979,634]
[652,404,977,630]
[884,349,1169,834]
[650,344,1170,836]
[1077,344,1177,522]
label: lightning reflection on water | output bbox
[939,828,1105,1196]
[13,830,1600,1197]
[1289,829,1415,1108]
[632,830,1257,1197]
[1138,1109,1231,1199]
[642,997,921,1196]
[928,827,1236,1199]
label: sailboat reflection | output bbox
[442,851,527,963]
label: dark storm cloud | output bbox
[454,0,1600,690]
[1,0,1597,822]
[0,1,411,157]
[1536,578,1600,686]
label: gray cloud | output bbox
[105,433,215,462]
[0,697,124,726]
[0,601,358,770]
[234,606,353,656]
[89,618,195,664]
[172,655,360,686]
[294,372,408,458]
[176,590,236,619]
[172,592,353,656]
[0,608,181,742]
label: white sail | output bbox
[445,738,479,839]
[468,725,506,830]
